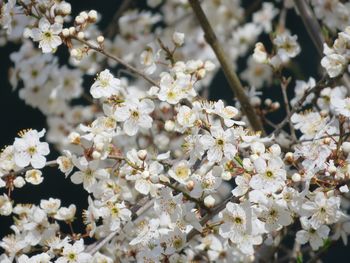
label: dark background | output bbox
[0,0,347,261]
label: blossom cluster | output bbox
[0,0,350,262]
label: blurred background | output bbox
[0,0,347,261]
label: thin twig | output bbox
[188,0,264,133]
[273,75,330,135]
[293,0,324,56]
[280,77,297,141]
[72,37,159,88]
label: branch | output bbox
[293,0,324,56]
[71,37,160,88]
[188,0,264,133]
[272,75,330,135]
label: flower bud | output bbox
[204,195,215,208]
[221,171,232,181]
[69,27,76,35]
[186,180,194,191]
[92,151,101,160]
[292,173,301,182]
[271,102,280,110]
[97,35,104,43]
[55,16,64,24]
[196,68,206,80]
[62,28,70,37]
[137,150,147,160]
[323,137,331,144]
[164,120,175,132]
[88,10,98,22]
[328,165,337,174]
[284,152,294,164]
[0,195,12,216]
[172,31,185,46]
[13,177,26,188]
[264,98,272,106]
[80,11,88,20]
[342,142,350,154]
[75,15,85,24]
[250,96,261,106]
[58,2,71,15]
[253,42,268,63]
[77,31,85,40]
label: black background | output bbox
[0,0,348,261]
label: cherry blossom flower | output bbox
[90,69,121,99]
[30,18,62,53]
[13,129,50,169]
[56,239,91,263]
[114,98,155,136]
[296,217,330,250]
[200,126,237,163]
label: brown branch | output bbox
[188,0,264,133]
[293,0,324,56]
[71,37,160,88]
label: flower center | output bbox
[43,31,52,39]
[233,216,243,224]
[67,253,76,260]
[216,138,224,146]
[175,166,189,179]
[28,146,37,155]
[131,111,140,120]
[265,170,274,178]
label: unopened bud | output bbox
[264,98,272,106]
[253,42,268,63]
[271,102,280,110]
[323,137,331,145]
[328,165,337,174]
[137,150,147,160]
[77,31,85,40]
[292,173,301,182]
[172,31,185,46]
[75,15,85,24]
[62,28,70,37]
[88,10,98,22]
[92,151,101,160]
[54,16,63,24]
[69,27,76,35]
[80,11,88,20]
[221,171,232,181]
[164,120,175,132]
[186,180,194,191]
[250,96,261,106]
[284,152,294,163]
[196,68,206,79]
[97,35,104,43]
[13,177,26,188]
[59,2,71,15]
[204,195,215,208]
[342,142,350,154]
